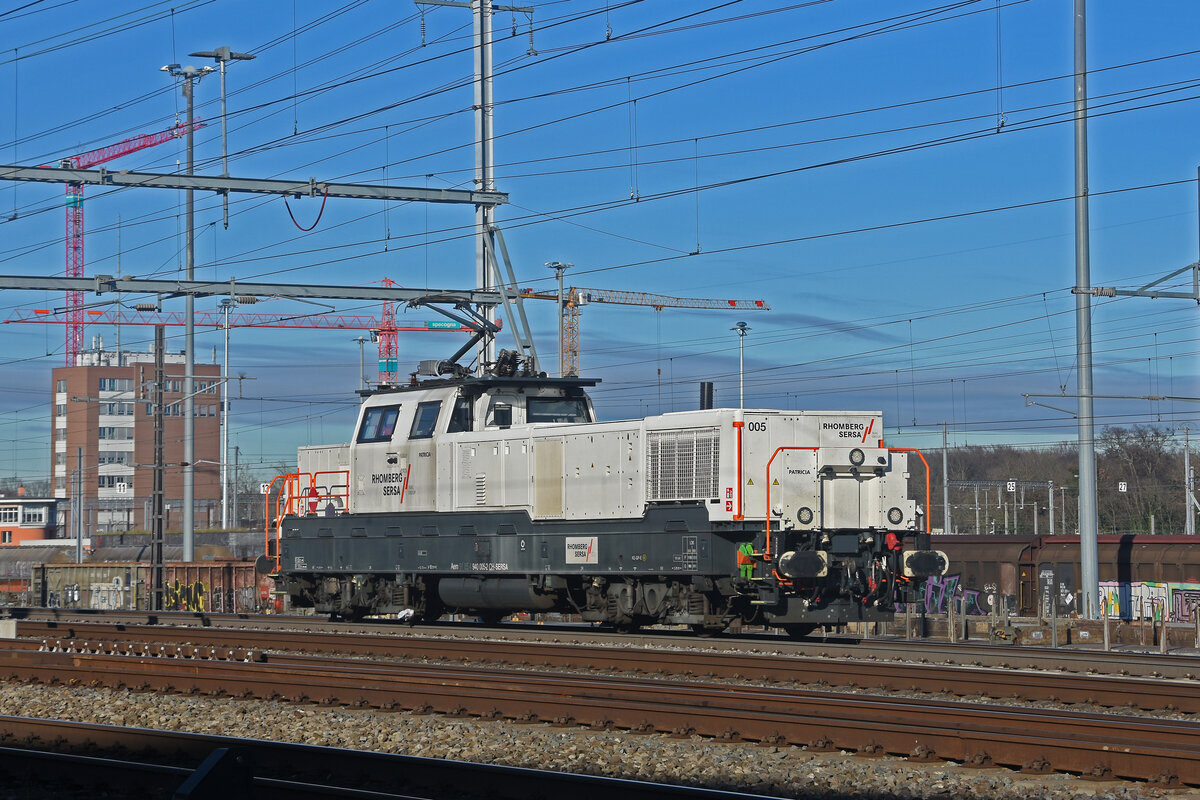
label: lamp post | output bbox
[188,46,255,230]
[732,321,750,409]
[545,261,571,378]
[161,62,214,562]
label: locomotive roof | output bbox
[360,374,600,398]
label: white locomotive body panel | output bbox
[299,384,919,533]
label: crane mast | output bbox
[55,122,203,364]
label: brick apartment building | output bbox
[0,491,60,545]
[52,341,221,534]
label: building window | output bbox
[56,403,66,417]
[56,379,66,392]
[1,532,10,544]
[98,378,133,392]
[0,508,16,524]
[98,476,132,489]
[98,427,133,440]
[55,452,65,465]
[100,402,133,415]
[21,508,43,526]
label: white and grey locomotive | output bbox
[266,341,947,635]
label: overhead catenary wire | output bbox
[0,3,1195,482]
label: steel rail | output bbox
[10,608,1200,677]
[3,646,1198,785]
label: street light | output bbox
[188,46,255,229]
[731,321,750,409]
[162,62,214,562]
[545,261,571,377]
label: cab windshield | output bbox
[357,406,400,443]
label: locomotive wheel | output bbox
[689,624,725,638]
[782,623,817,639]
[418,598,444,624]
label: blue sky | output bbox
[0,0,1197,483]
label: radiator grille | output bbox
[647,428,719,501]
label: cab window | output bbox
[447,397,473,433]
[488,401,513,428]
[409,401,442,439]
[357,406,400,443]
[527,396,590,423]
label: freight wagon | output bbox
[929,534,1200,621]
[33,561,274,613]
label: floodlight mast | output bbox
[189,46,255,229]
[161,62,214,562]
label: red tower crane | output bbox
[53,121,203,365]
[7,303,480,388]
[377,277,401,386]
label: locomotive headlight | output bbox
[849,448,865,466]
[887,506,904,525]
[797,506,814,525]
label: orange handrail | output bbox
[732,421,744,521]
[263,473,290,572]
[762,446,819,560]
[263,470,351,571]
[887,448,931,533]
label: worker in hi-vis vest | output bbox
[737,542,754,579]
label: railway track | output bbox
[1,631,1199,786]
[8,606,1200,679]
[13,617,1200,714]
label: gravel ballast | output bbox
[0,682,1197,799]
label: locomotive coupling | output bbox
[902,550,949,578]
[776,550,829,579]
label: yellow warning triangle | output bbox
[746,478,754,485]
[772,478,780,485]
